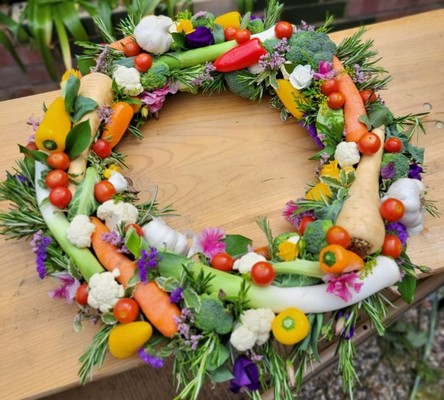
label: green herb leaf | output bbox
[212,23,225,44]
[65,74,80,114]
[208,365,233,383]
[18,144,48,163]
[316,105,344,144]
[67,166,99,220]
[183,287,201,310]
[72,96,98,123]
[397,273,417,304]
[223,234,252,258]
[65,120,92,160]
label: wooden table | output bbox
[1,9,443,400]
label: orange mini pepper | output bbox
[319,244,364,274]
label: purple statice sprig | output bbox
[30,230,52,279]
[258,38,290,72]
[137,347,165,368]
[137,247,160,283]
[100,231,129,254]
[385,221,408,245]
[174,308,203,351]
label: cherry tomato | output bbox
[91,138,112,158]
[320,78,339,96]
[381,235,403,258]
[113,298,140,324]
[384,137,403,153]
[49,186,72,208]
[75,283,89,306]
[251,261,275,286]
[47,151,70,170]
[360,89,377,103]
[327,92,345,110]
[380,198,405,222]
[298,216,316,235]
[358,132,382,154]
[125,223,144,236]
[234,28,251,44]
[25,141,39,152]
[45,169,70,189]
[210,252,234,272]
[123,41,142,57]
[274,21,293,39]
[134,53,153,72]
[94,180,116,203]
[326,225,351,248]
[224,26,238,41]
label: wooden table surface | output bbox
[0,9,443,400]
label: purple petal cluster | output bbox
[137,348,165,368]
[335,311,355,340]
[48,272,80,304]
[186,26,214,49]
[258,38,289,72]
[30,230,52,279]
[323,272,364,302]
[174,308,203,350]
[192,62,216,86]
[380,162,396,179]
[101,231,129,254]
[385,221,409,244]
[230,356,260,393]
[408,162,423,180]
[170,286,184,304]
[137,247,160,283]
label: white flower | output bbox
[289,64,312,90]
[233,252,267,274]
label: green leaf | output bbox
[212,24,225,44]
[206,344,230,372]
[183,288,201,310]
[397,274,417,304]
[316,105,344,144]
[72,96,98,123]
[208,365,234,383]
[53,7,72,70]
[55,1,89,41]
[18,144,48,163]
[125,228,144,257]
[65,74,81,114]
[0,31,26,72]
[223,234,252,258]
[67,166,99,220]
[155,276,179,292]
[65,120,92,160]
[406,144,425,164]
[101,313,117,325]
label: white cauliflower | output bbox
[112,65,144,96]
[87,269,124,313]
[66,215,96,248]
[229,325,257,352]
[96,199,139,231]
[232,252,267,274]
[134,15,174,55]
[334,141,361,168]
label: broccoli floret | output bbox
[286,30,337,66]
[140,62,170,91]
[194,297,234,335]
[262,38,281,54]
[302,219,333,258]
[191,11,215,29]
[224,71,259,99]
[381,153,410,181]
[247,18,265,34]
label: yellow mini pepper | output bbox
[275,79,305,120]
[34,96,72,153]
[214,11,241,29]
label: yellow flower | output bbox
[277,240,299,261]
[103,164,121,179]
[320,160,341,180]
[305,182,332,201]
[61,69,81,83]
[176,19,194,34]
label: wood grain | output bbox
[0,9,443,400]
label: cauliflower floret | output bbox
[112,65,144,96]
[334,141,361,168]
[229,325,257,352]
[232,252,267,274]
[66,214,96,248]
[87,269,124,313]
[96,200,139,232]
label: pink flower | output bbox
[195,227,226,259]
[323,272,364,302]
[140,83,178,113]
[48,272,80,304]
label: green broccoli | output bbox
[194,296,234,335]
[381,153,410,180]
[140,61,170,91]
[224,71,260,100]
[302,219,333,258]
[247,18,265,34]
[286,30,337,66]
[191,12,216,29]
[262,37,281,54]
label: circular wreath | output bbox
[0,1,435,399]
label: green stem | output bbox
[273,260,324,278]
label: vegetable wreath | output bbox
[0,0,437,399]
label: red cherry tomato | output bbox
[47,151,70,170]
[360,89,377,103]
[381,235,403,258]
[45,169,70,189]
[94,180,116,203]
[134,53,153,72]
[384,137,403,153]
[210,252,234,272]
[125,223,144,236]
[380,198,405,222]
[234,28,251,44]
[75,283,89,306]
[91,138,112,158]
[320,78,339,96]
[113,298,140,324]
[274,21,293,39]
[49,186,72,208]
[251,261,275,286]
[25,141,39,152]
[224,26,238,41]
[326,225,351,248]
[358,132,382,154]
[298,216,316,235]
[327,92,345,110]
[123,41,142,57]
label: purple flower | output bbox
[191,62,216,86]
[195,227,226,260]
[408,163,423,180]
[137,348,165,368]
[26,114,40,131]
[352,64,365,83]
[137,247,160,283]
[313,60,336,80]
[48,272,80,304]
[170,286,184,303]
[302,122,325,149]
[97,104,113,125]
[230,356,260,393]
[335,311,355,340]
[186,26,214,49]
[30,230,52,279]
[323,272,364,302]
[174,308,203,350]
[93,44,110,73]
[140,84,178,113]
[380,162,396,179]
[385,222,408,245]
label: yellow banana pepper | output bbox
[108,321,153,359]
[34,96,72,153]
[214,11,241,29]
[275,79,305,120]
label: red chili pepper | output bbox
[213,38,267,72]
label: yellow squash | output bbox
[275,79,305,120]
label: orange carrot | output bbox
[332,56,369,143]
[109,36,135,51]
[101,102,135,148]
[90,217,180,337]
